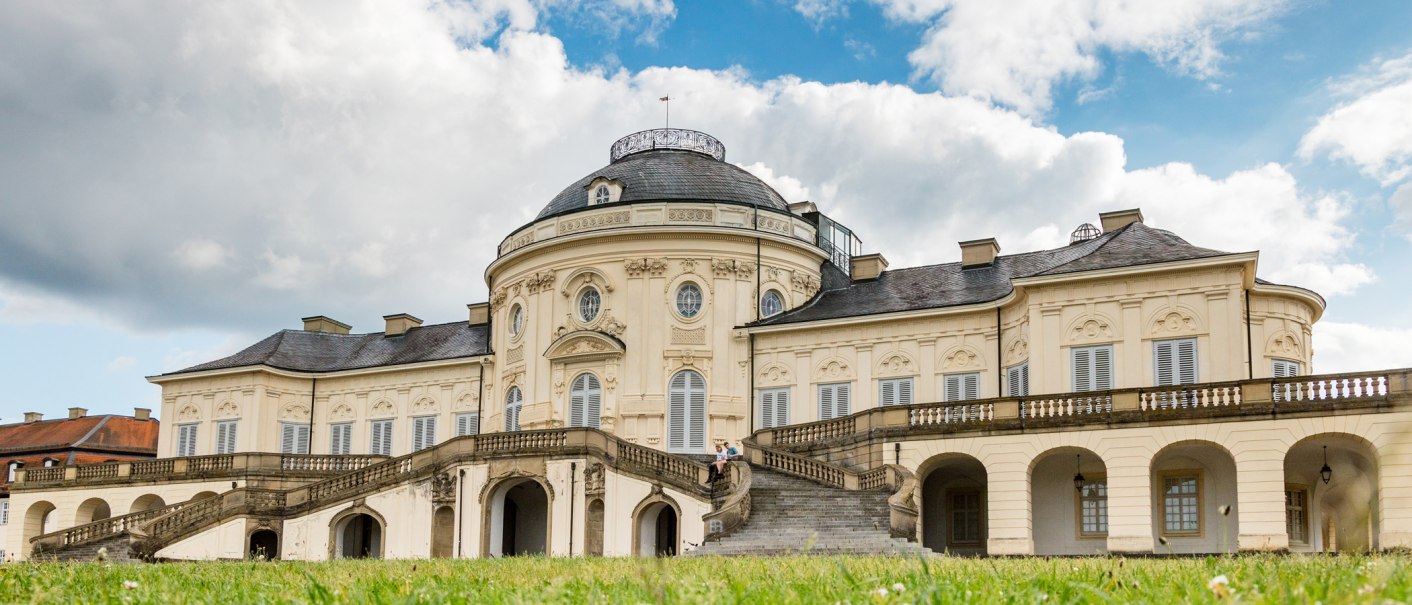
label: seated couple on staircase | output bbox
[706,441,741,484]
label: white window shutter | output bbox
[280,423,294,454]
[586,375,602,429]
[370,420,392,456]
[759,390,775,428]
[1007,364,1029,397]
[898,378,914,406]
[1094,346,1113,390]
[944,375,960,402]
[455,413,479,437]
[688,371,706,450]
[1020,364,1029,396]
[330,424,351,455]
[570,375,586,427]
[880,380,895,407]
[963,373,979,400]
[837,383,851,416]
[505,387,523,432]
[819,384,835,419]
[668,373,687,450]
[1154,341,1174,386]
[1272,359,1300,378]
[1073,348,1092,392]
[1176,339,1197,384]
[178,424,198,457]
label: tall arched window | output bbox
[505,387,523,432]
[569,373,602,428]
[667,370,706,453]
[594,185,610,205]
[760,290,784,317]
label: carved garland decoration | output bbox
[940,346,984,370]
[815,357,854,380]
[875,352,916,377]
[757,362,793,386]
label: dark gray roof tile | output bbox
[167,322,489,375]
[538,149,790,219]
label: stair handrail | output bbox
[878,464,919,540]
[27,499,198,549]
[702,461,752,541]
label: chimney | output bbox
[959,238,1001,268]
[302,315,351,335]
[68,407,87,420]
[1099,208,1144,232]
[467,303,489,325]
[383,313,423,337]
[788,201,817,216]
[850,253,889,281]
[134,407,152,421]
[23,412,43,423]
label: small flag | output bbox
[660,96,670,101]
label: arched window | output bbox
[667,370,706,453]
[578,288,601,322]
[760,290,784,317]
[675,283,702,319]
[509,304,525,339]
[505,387,523,432]
[594,185,610,205]
[569,373,602,428]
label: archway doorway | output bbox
[431,506,455,558]
[75,497,112,525]
[1150,441,1239,554]
[919,454,988,555]
[335,513,383,559]
[248,529,279,560]
[585,498,605,556]
[21,501,57,557]
[487,479,549,557]
[635,500,679,557]
[130,494,166,513]
[1283,435,1379,552]
[1030,448,1108,555]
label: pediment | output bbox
[544,330,626,361]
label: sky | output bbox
[2,0,1411,423]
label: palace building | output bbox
[5,129,1409,561]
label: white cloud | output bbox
[1313,322,1412,374]
[108,356,137,373]
[867,0,1286,115]
[173,239,230,270]
[1392,183,1412,240]
[1299,52,1412,187]
[0,0,1373,345]
[795,0,850,27]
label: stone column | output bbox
[1105,445,1154,554]
[986,461,1034,555]
[1234,446,1290,551]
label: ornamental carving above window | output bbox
[1266,332,1302,356]
[757,363,792,386]
[215,401,240,419]
[1150,309,1199,335]
[875,352,916,377]
[330,403,355,420]
[815,357,853,380]
[280,403,311,421]
[941,347,983,370]
[1068,316,1117,342]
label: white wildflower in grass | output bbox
[95,547,108,563]
[123,581,138,590]
[891,583,905,593]
[1358,585,1375,596]
[873,587,889,597]
[1208,574,1232,598]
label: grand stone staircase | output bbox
[690,465,931,556]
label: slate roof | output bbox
[537,149,791,219]
[166,321,490,376]
[753,222,1240,326]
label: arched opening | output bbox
[21,501,57,557]
[1030,448,1108,555]
[585,498,605,556]
[334,513,384,559]
[1283,434,1379,552]
[430,505,455,558]
[248,529,279,560]
[190,491,219,503]
[919,454,988,555]
[130,494,166,513]
[487,478,549,557]
[634,499,680,557]
[1150,441,1239,554]
[667,370,706,454]
[74,497,111,525]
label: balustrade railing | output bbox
[280,455,385,473]
[186,455,234,473]
[619,440,699,484]
[477,430,569,451]
[22,467,64,483]
[910,401,994,428]
[1275,371,1389,404]
[772,416,856,446]
[74,463,120,480]
[1025,394,1112,418]
[759,447,847,488]
[131,459,174,477]
[1140,383,1241,411]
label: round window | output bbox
[675,282,703,318]
[761,290,784,317]
[578,287,601,322]
[594,185,610,205]
[509,304,525,338]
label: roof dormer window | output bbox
[584,177,623,207]
[594,185,610,205]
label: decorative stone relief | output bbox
[490,287,507,308]
[370,400,396,418]
[584,463,606,496]
[755,214,791,234]
[791,273,820,296]
[524,270,556,294]
[1068,316,1116,342]
[554,368,566,396]
[757,362,793,386]
[431,472,457,504]
[507,346,525,364]
[176,404,201,422]
[815,357,854,380]
[558,210,630,235]
[941,347,983,370]
[711,258,734,277]
[671,326,707,345]
[504,232,534,253]
[667,208,713,222]
[647,258,668,277]
[565,337,610,354]
[411,397,438,414]
[763,266,781,282]
[1267,332,1302,357]
[1005,337,1030,364]
[215,401,240,419]
[1150,308,1199,335]
[329,403,355,421]
[734,261,756,278]
[454,392,478,410]
[679,258,698,274]
[280,403,311,421]
[875,352,915,377]
[599,314,627,337]
[624,259,646,277]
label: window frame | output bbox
[1153,337,1199,386]
[942,372,980,402]
[0,499,8,526]
[593,185,610,205]
[760,290,785,318]
[505,387,523,432]
[945,487,985,546]
[577,287,602,323]
[215,420,238,455]
[568,372,603,429]
[1272,358,1301,378]
[1006,362,1029,397]
[878,377,914,407]
[329,422,353,456]
[674,282,703,319]
[508,304,525,340]
[817,382,853,420]
[369,419,394,456]
[758,387,791,429]
[176,423,199,458]
[455,412,480,437]
[1071,344,1115,392]
[280,422,311,455]
[411,415,438,452]
[1074,474,1109,539]
[1158,469,1204,537]
[1285,484,1309,545]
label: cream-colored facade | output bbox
[5,129,1407,562]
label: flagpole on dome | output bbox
[660,95,670,129]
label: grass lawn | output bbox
[0,554,1406,604]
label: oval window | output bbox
[509,304,525,338]
[578,287,601,322]
[676,283,703,318]
[594,185,610,205]
[761,290,784,317]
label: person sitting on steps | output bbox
[706,443,728,483]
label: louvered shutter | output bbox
[570,374,586,427]
[215,421,236,455]
[412,416,436,451]
[330,423,351,455]
[1094,346,1113,390]
[668,372,687,450]
[370,420,392,456]
[819,384,835,419]
[1272,359,1299,378]
[687,371,706,451]
[1007,364,1029,397]
[380,421,394,455]
[280,423,295,454]
[836,383,852,416]
[880,380,896,407]
[760,388,790,428]
[178,424,198,457]
[1176,339,1197,384]
[505,388,522,432]
[586,375,602,429]
[1154,340,1175,386]
[898,378,913,406]
[455,413,479,436]
[944,374,960,402]
[963,373,979,400]
[1073,348,1093,392]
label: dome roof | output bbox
[537,129,791,219]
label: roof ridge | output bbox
[1028,222,1132,276]
[72,415,112,447]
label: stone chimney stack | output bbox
[68,407,87,419]
[383,313,423,337]
[467,303,490,325]
[959,238,1001,269]
[1099,208,1144,232]
[850,253,889,281]
[302,315,352,334]
[23,412,43,423]
[134,407,152,421]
